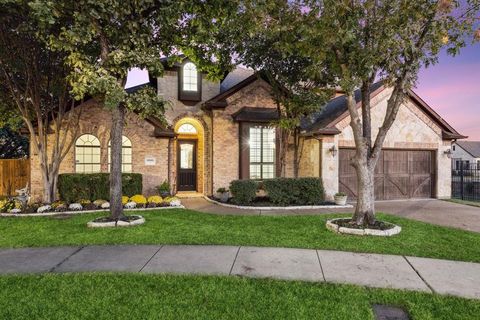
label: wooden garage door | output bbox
[339,149,436,200]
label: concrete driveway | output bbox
[183,198,480,233]
[374,199,480,233]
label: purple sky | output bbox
[415,43,480,140]
[126,43,480,141]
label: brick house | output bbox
[29,59,465,201]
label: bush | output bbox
[156,180,171,196]
[229,180,258,205]
[147,195,163,204]
[130,195,147,207]
[263,178,324,206]
[58,173,142,202]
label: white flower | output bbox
[101,202,110,209]
[9,208,22,214]
[37,205,52,213]
[124,201,136,209]
[170,199,182,207]
[68,203,83,211]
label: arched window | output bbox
[75,134,101,173]
[182,62,198,92]
[108,136,132,173]
[177,123,197,134]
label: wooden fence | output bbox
[0,159,30,197]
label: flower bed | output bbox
[205,196,352,210]
[0,194,183,216]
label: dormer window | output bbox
[179,61,201,101]
[183,63,198,92]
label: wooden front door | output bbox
[339,148,436,200]
[177,140,197,191]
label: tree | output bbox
[229,1,332,177]
[0,1,81,202]
[299,0,480,225]
[30,0,237,219]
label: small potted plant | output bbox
[216,187,230,203]
[156,180,171,198]
[334,192,348,205]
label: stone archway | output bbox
[174,117,205,194]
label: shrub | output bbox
[93,199,107,207]
[229,180,258,205]
[78,199,91,206]
[58,173,142,202]
[147,195,163,204]
[263,178,324,206]
[156,180,171,196]
[130,195,147,207]
[335,192,346,197]
[122,196,129,205]
[216,187,228,193]
[0,199,16,213]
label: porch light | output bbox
[444,149,452,158]
[329,145,338,157]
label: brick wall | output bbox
[30,101,170,201]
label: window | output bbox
[108,136,132,173]
[182,62,198,92]
[453,145,456,151]
[249,126,276,179]
[75,134,101,173]
[177,123,197,134]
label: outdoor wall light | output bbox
[444,149,452,158]
[329,145,338,157]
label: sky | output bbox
[414,43,480,141]
[126,43,480,141]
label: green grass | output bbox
[1,209,479,262]
[444,198,480,208]
[0,273,478,319]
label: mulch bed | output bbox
[333,218,395,231]
[92,215,143,223]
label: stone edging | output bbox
[0,205,185,217]
[87,215,146,228]
[204,196,353,210]
[326,218,402,236]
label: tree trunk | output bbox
[352,161,376,226]
[42,174,55,203]
[293,129,299,178]
[110,104,125,219]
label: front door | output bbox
[177,140,197,191]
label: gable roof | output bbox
[301,82,466,140]
[456,141,480,158]
[220,68,255,93]
[203,73,262,109]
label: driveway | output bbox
[375,199,480,233]
[183,198,480,233]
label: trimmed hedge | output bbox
[262,177,324,206]
[229,180,258,205]
[58,173,142,203]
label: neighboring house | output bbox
[29,58,465,201]
[452,141,480,170]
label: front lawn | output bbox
[1,209,479,262]
[0,273,478,319]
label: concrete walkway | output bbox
[183,198,480,232]
[1,245,479,300]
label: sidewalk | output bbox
[1,245,479,300]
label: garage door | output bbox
[339,149,436,200]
